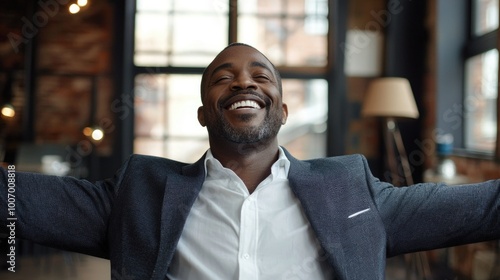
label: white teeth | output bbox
[228,100,261,110]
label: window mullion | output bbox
[464,30,498,57]
[228,0,238,43]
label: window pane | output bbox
[174,0,228,13]
[136,0,171,12]
[134,74,208,161]
[134,137,165,156]
[134,76,327,161]
[280,79,327,159]
[134,14,168,51]
[135,0,228,67]
[239,0,282,15]
[464,49,498,152]
[169,14,228,66]
[134,74,167,139]
[473,0,499,36]
[238,0,328,67]
[165,75,205,138]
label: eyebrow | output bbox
[250,61,274,74]
[210,62,233,79]
[209,61,274,80]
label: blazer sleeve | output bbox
[364,157,500,256]
[0,156,132,259]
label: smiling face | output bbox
[198,44,288,145]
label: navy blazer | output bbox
[1,149,499,279]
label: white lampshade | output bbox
[362,77,419,119]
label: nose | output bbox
[230,72,257,91]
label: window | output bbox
[304,0,328,35]
[463,0,499,154]
[133,0,329,162]
[134,74,209,160]
[237,0,328,67]
[473,0,499,36]
[134,0,228,67]
[464,49,498,152]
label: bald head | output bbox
[200,43,282,102]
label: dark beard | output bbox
[209,107,283,144]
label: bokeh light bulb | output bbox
[69,4,80,14]
[83,126,93,137]
[1,105,15,118]
[91,128,104,141]
[77,0,88,6]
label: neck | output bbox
[209,138,280,193]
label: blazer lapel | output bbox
[284,149,386,279]
[150,156,206,279]
[286,153,348,278]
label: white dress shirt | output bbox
[167,147,334,279]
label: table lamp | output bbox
[362,77,419,186]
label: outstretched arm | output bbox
[368,165,500,256]
[0,159,130,259]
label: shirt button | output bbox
[243,253,250,259]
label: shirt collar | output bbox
[203,147,290,180]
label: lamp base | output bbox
[384,118,414,186]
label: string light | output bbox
[82,126,93,137]
[1,104,15,118]
[69,0,88,14]
[83,126,104,141]
[91,127,104,141]
[77,0,88,7]
[69,4,80,14]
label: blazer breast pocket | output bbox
[341,207,385,256]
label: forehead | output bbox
[207,46,274,75]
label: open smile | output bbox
[222,93,268,112]
[228,100,262,110]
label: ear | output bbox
[281,103,288,125]
[197,106,206,127]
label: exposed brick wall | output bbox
[33,2,115,155]
[0,2,115,158]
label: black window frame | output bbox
[436,0,499,160]
[118,0,350,159]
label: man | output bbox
[1,43,500,279]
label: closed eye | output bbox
[213,76,232,84]
[254,74,271,81]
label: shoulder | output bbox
[291,152,368,170]
[283,148,371,179]
[127,153,189,167]
[109,153,205,189]
[282,146,366,164]
[306,154,367,165]
[307,154,369,174]
[121,153,204,175]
